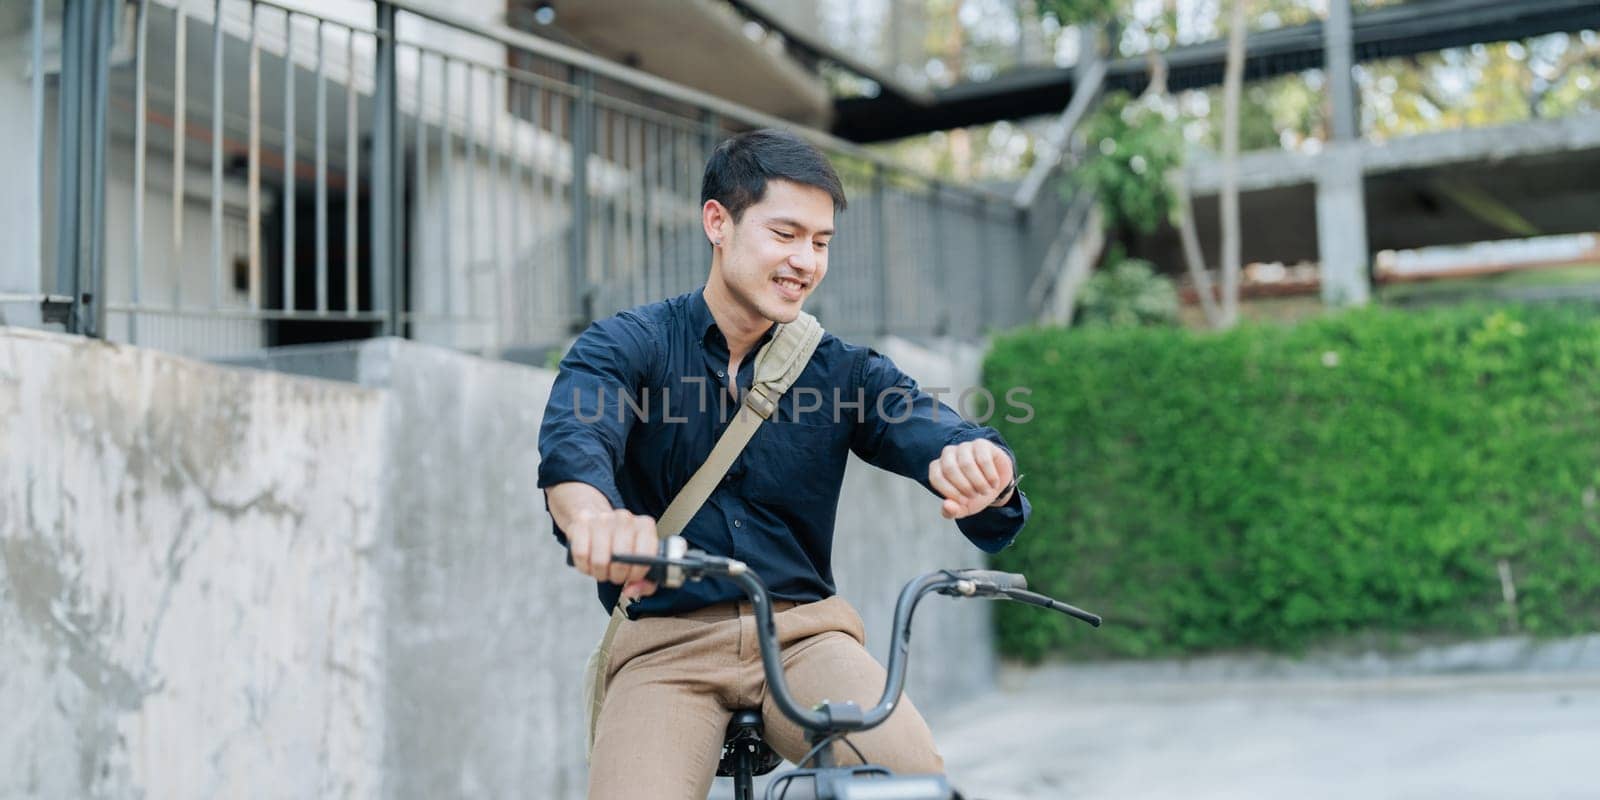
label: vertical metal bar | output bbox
[872,167,889,336]
[644,121,658,302]
[133,0,151,341]
[413,49,428,321]
[282,10,295,311]
[488,69,503,335]
[508,79,522,323]
[86,0,115,337]
[569,68,592,328]
[247,1,261,312]
[33,0,46,298]
[210,0,224,310]
[671,126,685,293]
[509,80,523,342]
[372,0,398,334]
[346,29,359,314]
[172,0,187,311]
[929,183,946,336]
[393,44,408,334]
[439,56,453,318]
[531,82,550,329]
[534,86,551,330]
[977,204,992,337]
[315,19,328,312]
[547,86,562,327]
[463,62,477,319]
[55,0,84,329]
[629,115,642,305]
[603,109,617,306]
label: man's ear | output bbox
[702,199,731,246]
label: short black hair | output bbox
[700,128,847,222]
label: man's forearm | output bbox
[546,481,617,536]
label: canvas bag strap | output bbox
[652,310,823,538]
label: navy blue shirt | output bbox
[537,288,1030,616]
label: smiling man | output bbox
[537,128,1030,799]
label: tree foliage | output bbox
[1073,91,1186,234]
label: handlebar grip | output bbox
[950,570,1028,592]
[651,536,688,588]
[612,537,690,588]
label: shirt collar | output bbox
[692,286,778,350]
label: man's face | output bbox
[711,179,835,324]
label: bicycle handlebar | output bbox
[612,538,1101,739]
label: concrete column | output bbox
[1318,0,1370,307]
[1325,0,1359,141]
[1316,144,1371,307]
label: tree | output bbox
[1217,0,1246,328]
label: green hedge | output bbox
[984,305,1600,660]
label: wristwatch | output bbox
[991,473,1023,506]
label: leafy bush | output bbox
[1075,252,1179,328]
[985,304,1600,660]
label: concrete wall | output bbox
[834,336,996,715]
[4,329,997,799]
[1,327,389,799]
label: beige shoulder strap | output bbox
[654,310,824,537]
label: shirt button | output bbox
[716,370,726,378]
[733,520,742,528]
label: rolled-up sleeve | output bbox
[537,312,660,543]
[848,348,1030,553]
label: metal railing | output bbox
[20,0,1040,360]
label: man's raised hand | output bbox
[927,439,1015,520]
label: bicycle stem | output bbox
[727,569,958,738]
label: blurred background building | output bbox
[4,0,1598,359]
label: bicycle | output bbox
[614,537,1102,800]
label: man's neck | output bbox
[702,275,773,363]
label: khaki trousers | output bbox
[587,595,944,799]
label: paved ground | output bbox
[935,667,1600,800]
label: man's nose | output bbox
[789,244,817,273]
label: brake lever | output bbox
[611,539,749,589]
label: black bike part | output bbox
[730,569,963,744]
[1002,588,1103,627]
[719,709,783,782]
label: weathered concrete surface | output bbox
[0,327,389,799]
[226,338,598,798]
[363,339,596,800]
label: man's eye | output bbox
[815,241,829,250]
[772,230,794,240]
